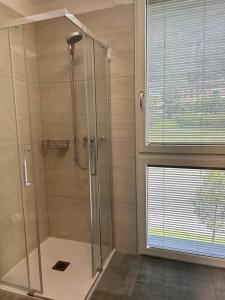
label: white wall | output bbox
[0,0,133,16]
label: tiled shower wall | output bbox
[36,18,91,243]
[36,3,137,254]
[79,4,137,254]
[0,2,137,265]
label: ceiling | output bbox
[0,0,133,16]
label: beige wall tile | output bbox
[46,161,89,199]
[0,211,27,277]
[10,27,26,81]
[0,147,23,221]
[114,0,133,4]
[0,29,12,79]
[0,211,25,252]
[24,24,38,66]
[48,196,91,242]
[32,143,49,242]
[14,80,31,145]
[40,82,73,140]
[0,77,18,149]
[37,50,70,84]
[79,4,135,78]
[113,201,137,255]
[110,76,135,143]
[112,140,136,204]
[36,18,76,83]
[28,82,43,143]
[24,24,39,83]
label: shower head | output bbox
[66,32,83,45]
[66,32,82,56]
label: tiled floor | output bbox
[1,252,225,300]
[0,290,37,300]
[91,252,225,300]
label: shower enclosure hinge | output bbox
[27,290,35,297]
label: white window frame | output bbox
[135,0,225,155]
[135,0,225,267]
[137,155,225,267]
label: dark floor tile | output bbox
[0,290,34,300]
[93,252,142,297]
[91,291,131,300]
[132,256,218,300]
[211,267,225,300]
[91,253,225,300]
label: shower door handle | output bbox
[90,137,97,176]
[23,148,32,187]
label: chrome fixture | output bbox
[23,148,31,187]
[67,32,88,171]
[66,32,83,56]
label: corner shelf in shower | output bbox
[42,139,70,150]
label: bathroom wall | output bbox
[36,17,91,243]
[0,3,49,276]
[79,4,137,254]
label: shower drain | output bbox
[52,261,70,271]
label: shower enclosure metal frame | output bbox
[0,8,108,48]
[0,8,114,299]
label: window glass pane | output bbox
[146,0,225,145]
[146,166,225,258]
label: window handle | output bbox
[140,91,145,112]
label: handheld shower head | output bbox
[66,32,83,45]
[66,32,83,56]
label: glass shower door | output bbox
[4,25,42,293]
[84,35,102,275]
[84,35,113,275]
[94,41,113,263]
[0,27,29,291]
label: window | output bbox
[146,0,225,145]
[136,0,225,266]
[146,166,225,259]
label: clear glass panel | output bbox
[0,28,29,291]
[7,25,42,292]
[146,166,225,259]
[146,0,225,145]
[0,11,112,298]
[84,35,102,275]
[94,41,113,262]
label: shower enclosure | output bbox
[0,9,113,300]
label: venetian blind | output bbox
[146,0,225,144]
[146,166,225,258]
